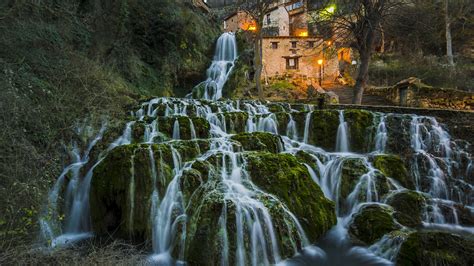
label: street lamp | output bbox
[317,59,323,86]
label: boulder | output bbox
[372,154,415,189]
[397,230,474,266]
[348,203,400,245]
[231,132,283,153]
[385,190,426,228]
[245,152,337,241]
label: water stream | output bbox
[38,33,473,265]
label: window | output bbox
[286,58,299,70]
[266,14,271,25]
[291,41,297,48]
[308,41,315,48]
[271,42,279,49]
[291,49,297,54]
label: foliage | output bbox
[0,0,218,249]
[369,55,474,91]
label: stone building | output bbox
[262,36,350,81]
[221,0,352,83]
[223,11,256,32]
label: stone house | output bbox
[262,36,351,81]
[221,0,352,83]
[223,11,256,32]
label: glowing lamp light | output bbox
[317,59,323,65]
[298,31,308,37]
[327,41,332,45]
[248,25,257,31]
[326,5,336,14]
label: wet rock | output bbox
[90,141,209,241]
[343,109,375,153]
[397,230,474,266]
[339,157,391,213]
[348,203,400,245]
[385,190,426,228]
[231,132,283,153]
[245,152,337,241]
[372,154,415,189]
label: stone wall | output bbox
[365,78,474,111]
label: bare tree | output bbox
[309,0,401,104]
[445,0,454,66]
[238,0,274,100]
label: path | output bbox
[324,83,392,106]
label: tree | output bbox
[239,0,274,100]
[309,0,401,104]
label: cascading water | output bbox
[188,32,237,101]
[40,96,473,265]
[336,110,350,152]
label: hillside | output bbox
[0,0,219,252]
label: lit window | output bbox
[286,58,299,70]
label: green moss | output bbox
[231,132,282,153]
[90,144,174,241]
[90,140,209,241]
[245,152,337,241]
[386,190,426,227]
[348,203,399,245]
[157,116,210,140]
[309,110,339,150]
[343,110,375,153]
[397,230,474,266]
[223,112,249,134]
[339,158,390,213]
[372,154,414,189]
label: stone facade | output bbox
[262,36,348,81]
[263,5,290,36]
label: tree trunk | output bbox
[353,49,370,104]
[445,0,454,66]
[379,22,385,53]
[254,26,264,100]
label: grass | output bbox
[369,54,474,91]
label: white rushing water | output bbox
[40,98,473,265]
[39,33,472,263]
[188,32,237,101]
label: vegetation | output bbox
[0,0,218,251]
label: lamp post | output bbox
[317,59,323,86]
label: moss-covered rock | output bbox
[307,110,339,150]
[385,190,426,227]
[245,152,337,241]
[90,144,173,241]
[231,132,283,153]
[90,140,209,241]
[397,230,474,266]
[223,112,249,134]
[348,203,400,245]
[338,158,391,213]
[157,116,210,140]
[372,154,415,189]
[343,109,375,153]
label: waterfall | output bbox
[286,113,298,141]
[40,97,472,265]
[188,32,238,101]
[336,110,350,152]
[172,119,180,140]
[374,114,387,153]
